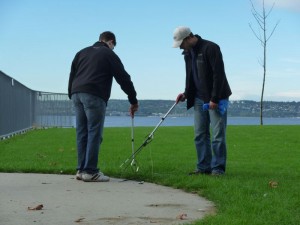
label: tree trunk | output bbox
[249,0,279,126]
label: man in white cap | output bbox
[173,26,232,176]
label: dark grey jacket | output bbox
[183,35,232,109]
[68,41,137,105]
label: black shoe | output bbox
[211,170,225,176]
[188,170,211,176]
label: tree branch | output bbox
[266,2,275,19]
[267,20,280,42]
[251,8,264,21]
[249,23,264,45]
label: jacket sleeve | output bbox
[68,53,79,99]
[108,52,138,105]
[207,44,226,103]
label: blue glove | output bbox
[203,99,228,115]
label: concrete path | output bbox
[0,173,214,225]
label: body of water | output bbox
[36,116,300,127]
[104,116,300,127]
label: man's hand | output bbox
[129,104,139,118]
[209,101,218,110]
[176,93,186,104]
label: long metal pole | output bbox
[120,102,177,170]
[130,117,139,172]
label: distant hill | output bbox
[107,99,300,118]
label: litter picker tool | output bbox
[130,117,139,172]
[120,101,178,170]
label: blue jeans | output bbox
[194,98,228,174]
[72,93,106,174]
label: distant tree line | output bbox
[106,100,300,118]
[37,99,300,118]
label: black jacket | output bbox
[68,41,137,105]
[183,35,232,109]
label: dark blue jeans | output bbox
[72,93,106,174]
[194,98,228,174]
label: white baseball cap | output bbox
[173,26,191,48]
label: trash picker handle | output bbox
[120,101,178,170]
[148,101,178,136]
[131,117,135,155]
[163,102,178,119]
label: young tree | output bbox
[249,0,280,125]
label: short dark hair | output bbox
[99,31,117,46]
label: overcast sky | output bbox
[1,0,299,101]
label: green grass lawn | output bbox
[0,126,299,225]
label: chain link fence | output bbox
[0,71,74,140]
[34,92,74,128]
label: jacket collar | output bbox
[93,41,109,48]
[194,35,202,49]
[181,34,202,56]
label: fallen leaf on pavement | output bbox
[74,217,85,223]
[176,213,187,220]
[28,204,43,210]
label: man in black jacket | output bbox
[174,26,232,176]
[68,31,138,182]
